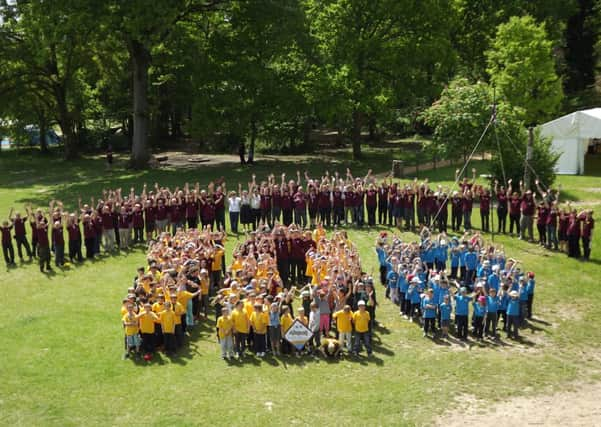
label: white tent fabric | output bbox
[539,108,601,174]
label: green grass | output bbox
[1,149,600,427]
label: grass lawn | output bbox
[0,149,600,427]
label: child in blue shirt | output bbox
[518,278,529,326]
[472,296,486,340]
[485,288,499,339]
[421,289,437,338]
[435,239,448,272]
[439,294,452,339]
[398,270,409,317]
[409,278,423,320]
[376,244,388,286]
[464,247,478,288]
[506,290,521,339]
[498,284,510,332]
[386,269,399,305]
[526,272,536,320]
[454,288,472,340]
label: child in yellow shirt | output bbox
[136,303,159,356]
[122,303,141,359]
[352,300,372,356]
[159,301,177,355]
[216,307,234,360]
[250,304,268,357]
[280,305,294,356]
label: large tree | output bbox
[0,0,100,158]
[486,16,564,125]
[306,0,455,159]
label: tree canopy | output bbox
[0,0,599,166]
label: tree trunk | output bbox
[55,86,78,159]
[39,115,49,154]
[368,115,377,142]
[248,119,257,164]
[351,109,362,159]
[130,40,151,169]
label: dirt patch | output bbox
[436,380,601,427]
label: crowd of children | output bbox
[212,224,377,360]
[1,168,595,271]
[376,228,536,341]
[120,223,379,360]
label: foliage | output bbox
[486,15,564,125]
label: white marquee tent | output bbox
[539,108,601,175]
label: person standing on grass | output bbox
[566,207,581,258]
[352,300,372,356]
[526,272,536,319]
[66,213,83,263]
[250,303,269,357]
[472,296,486,341]
[378,181,389,226]
[158,301,177,355]
[454,287,471,341]
[450,191,463,232]
[506,290,520,339]
[535,200,548,247]
[1,218,15,266]
[494,180,508,234]
[519,185,536,242]
[477,187,491,233]
[421,289,437,338]
[36,220,51,271]
[231,300,250,359]
[9,209,32,261]
[123,303,141,359]
[546,201,559,250]
[268,301,282,356]
[579,210,594,261]
[137,303,158,356]
[439,294,452,339]
[216,307,234,360]
[52,220,65,267]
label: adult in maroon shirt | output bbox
[366,184,377,227]
[508,184,521,236]
[519,190,536,242]
[260,187,273,227]
[461,190,473,231]
[131,203,145,243]
[546,201,559,250]
[66,214,83,263]
[184,194,198,229]
[1,219,15,266]
[271,185,282,224]
[289,231,305,284]
[92,212,103,255]
[36,221,51,272]
[566,210,581,258]
[494,180,509,234]
[307,185,319,228]
[52,220,65,267]
[9,209,32,261]
[274,233,290,286]
[416,186,428,227]
[213,187,226,230]
[558,209,569,252]
[318,185,332,228]
[579,210,594,260]
[332,187,344,226]
[535,202,549,247]
[155,199,169,233]
[200,197,216,230]
[281,188,293,227]
[344,187,355,226]
[82,214,97,259]
[402,188,415,231]
[144,199,156,241]
[293,188,307,228]
[478,188,491,232]
[450,192,463,232]
[118,206,132,249]
[377,182,389,226]
[354,187,365,227]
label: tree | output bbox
[0,0,101,158]
[306,0,455,159]
[486,16,564,125]
[421,78,495,163]
[103,0,229,169]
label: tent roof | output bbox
[539,108,601,139]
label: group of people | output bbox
[1,167,595,270]
[376,228,535,341]
[121,227,226,358]
[120,223,379,360]
[212,224,376,360]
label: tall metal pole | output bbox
[524,127,534,189]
